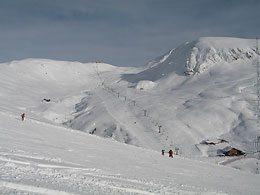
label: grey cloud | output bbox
[0,0,259,66]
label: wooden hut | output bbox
[223,148,245,156]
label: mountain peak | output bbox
[143,37,257,78]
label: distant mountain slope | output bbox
[120,37,259,156]
[0,59,117,114]
[0,38,259,168]
[122,37,256,83]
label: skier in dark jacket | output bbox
[162,149,165,155]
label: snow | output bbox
[136,80,157,90]
[0,37,260,194]
[0,112,260,195]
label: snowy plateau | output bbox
[0,37,260,194]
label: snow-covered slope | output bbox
[120,37,259,157]
[0,37,260,180]
[0,58,122,121]
[1,111,260,195]
[143,37,256,77]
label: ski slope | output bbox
[0,111,260,195]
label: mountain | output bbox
[0,37,260,174]
[1,37,260,194]
[123,37,256,82]
[121,37,259,156]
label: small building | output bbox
[223,147,245,156]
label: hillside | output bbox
[120,37,259,156]
[1,111,260,194]
[0,37,259,175]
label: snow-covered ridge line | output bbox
[185,37,257,75]
[145,37,257,76]
[146,48,175,69]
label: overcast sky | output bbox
[0,0,259,66]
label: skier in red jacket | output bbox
[21,113,25,121]
[169,149,173,158]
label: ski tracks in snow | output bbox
[0,149,225,195]
[0,149,177,195]
[0,181,76,195]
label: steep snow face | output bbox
[186,37,256,75]
[123,37,257,83]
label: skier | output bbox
[169,149,173,158]
[162,149,165,156]
[21,113,25,121]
